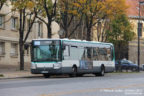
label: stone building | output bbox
[0,2,60,70]
[126,0,144,64]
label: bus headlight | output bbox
[31,63,37,69]
[53,63,61,69]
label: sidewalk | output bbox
[0,70,42,79]
[0,70,143,79]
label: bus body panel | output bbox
[31,61,115,74]
[93,61,115,73]
[31,39,115,75]
[62,60,79,67]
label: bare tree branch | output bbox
[43,0,50,19]
[24,14,36,43]
[68,15,83,38]
[36,15,47,25]
[52,0,57,17]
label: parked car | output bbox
[115,59,138,71]
[141,64,144,71]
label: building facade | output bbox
[126,0,144,64]
[0,2,60,70]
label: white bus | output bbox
[31,39,115,78]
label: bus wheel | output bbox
[96,66,105,76]
[70,67,77,77]
[43,74,50,78]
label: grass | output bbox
[0,74,4,77]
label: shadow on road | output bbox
[20,74,105,79]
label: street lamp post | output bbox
[138,1,144,72]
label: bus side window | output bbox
[63,45,70,60]
[99,48,107,61]
[93,48,98,60]
[81,47,85,60]
[103,48,108,61]
[106,48,111,61]
[70,46,83,60]
[86,47,92,60]
[98,48,102,60]
[81,48,85,60]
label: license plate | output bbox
[41,71,49,73]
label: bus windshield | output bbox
[32,40,61,62]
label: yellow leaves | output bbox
[106,0,127,13]
[82,9,89,14]
[78,0,86,4]
[106,10,112,15]
[41,12,47,18]
[73,3,81,8]
[103,0,128,20]
[27,1,35,10]
[58,0,128,22]
[59,0,82,16]
[68,10,78,15]
[60,0,128,20]
[12,0,35,11]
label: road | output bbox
[0,72,144,96]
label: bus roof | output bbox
[32,38,113,46]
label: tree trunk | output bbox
[19,40,24,70]
[47,21,52,38]
[64,26,68,38]
[87,27,91,41]
[19,9,25,70]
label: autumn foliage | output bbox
[0,0,135,69]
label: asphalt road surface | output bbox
[0,72,144,96]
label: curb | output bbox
[0,75,42,80]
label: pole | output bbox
[138,0,141,72]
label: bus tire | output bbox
[43,74,50,78]
[70,66,77,77]
[96,66,105,76]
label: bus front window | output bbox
[32,41,61,62]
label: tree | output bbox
[107,14,135,60]
[0,0,6,11]
[12,0,36,70]
[58,0,84,38]
[72,0,133,59]
[35,0,58,38]
[72,0,107,41]
[93,0,128,42]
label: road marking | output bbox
[40,83,144,96]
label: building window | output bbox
[11,17,18,30]
[0,42,5,55]
[0,15,4,29]
[38,21,43,38]
[10,43,18,57]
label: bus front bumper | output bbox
[31,68,62,74]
